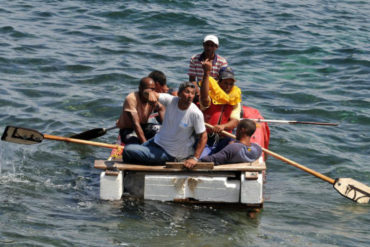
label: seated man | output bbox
[122,82,207,168]
[148,70,169,94]
[116,77,165,144]
[200,119,262,165]
[149,70,178,96]
[199,60,242,157]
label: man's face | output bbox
[139,79,156,100]
[203,41,218,54]
[219,78,235,94]
[178,86,196,105]
[155,82,169,93]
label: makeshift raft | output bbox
[94,106,270,208]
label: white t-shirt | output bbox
[154,94,206,160]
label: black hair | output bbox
[238,119,256,137]
[178,82,196,94]
[148,70,166,86]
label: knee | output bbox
[122,144,142,162]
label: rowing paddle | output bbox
[204,122,369,204]
[246,119,338,126]
[1,126,121,149]
[70,126,117,140]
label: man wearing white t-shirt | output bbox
[122,82,207,168]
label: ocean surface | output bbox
[0,0,369,246]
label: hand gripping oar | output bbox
[1,126,121,150]
[204,122,370,204]
[70,126,118,140]
[246,119,338,126]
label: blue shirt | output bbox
[200,142,262,165]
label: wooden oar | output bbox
[70,126,117,140]
[1,126,121,149]
[70,113,161,141]
[204,122,370,204]
[246,119,338,126]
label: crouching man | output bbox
[122,82,207,168]
[200,119,262,165]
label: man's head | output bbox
[218,66,236,94]
[177,82,196,107]
[236,119,256,140]
[139,77,155,101]
[148,70,168,93]
[203,34,219,56]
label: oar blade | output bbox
[70,128,106,140]
[1,126,44,145]
[334,178,370,204]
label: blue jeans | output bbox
[122,138,175,165]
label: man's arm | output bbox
[200,59,212,107]
[213,119,239,133]
[200,143,237,165]
[143,90,159,104]
[127,111,147,144]
[213,103,241,133]
[183,131,207,168]
[157,102,166,124]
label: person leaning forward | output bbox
[200,119,262,165]
[199,59,242,158]
[116,77,165,144]
[122,82,207,168]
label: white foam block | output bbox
[100,171,123,200]
[240,172,263,204]
[144,175,240,202]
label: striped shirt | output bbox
[188,52,228,82]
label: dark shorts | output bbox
[119,123,160,145]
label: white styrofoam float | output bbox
[96,156,266,207]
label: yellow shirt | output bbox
[199,76,242,120]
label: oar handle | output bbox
[247,119,338,126]
[291,121,338,126]
[261,147,335,184]
[204,123,336,185]
[104,126,118,132]
[44,134,120,149]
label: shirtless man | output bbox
[116,77,165,144]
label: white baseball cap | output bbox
[203,35,219,46]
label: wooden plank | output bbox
[165,162,214,169]
[244,172,259,180]
[94,160,266,172]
